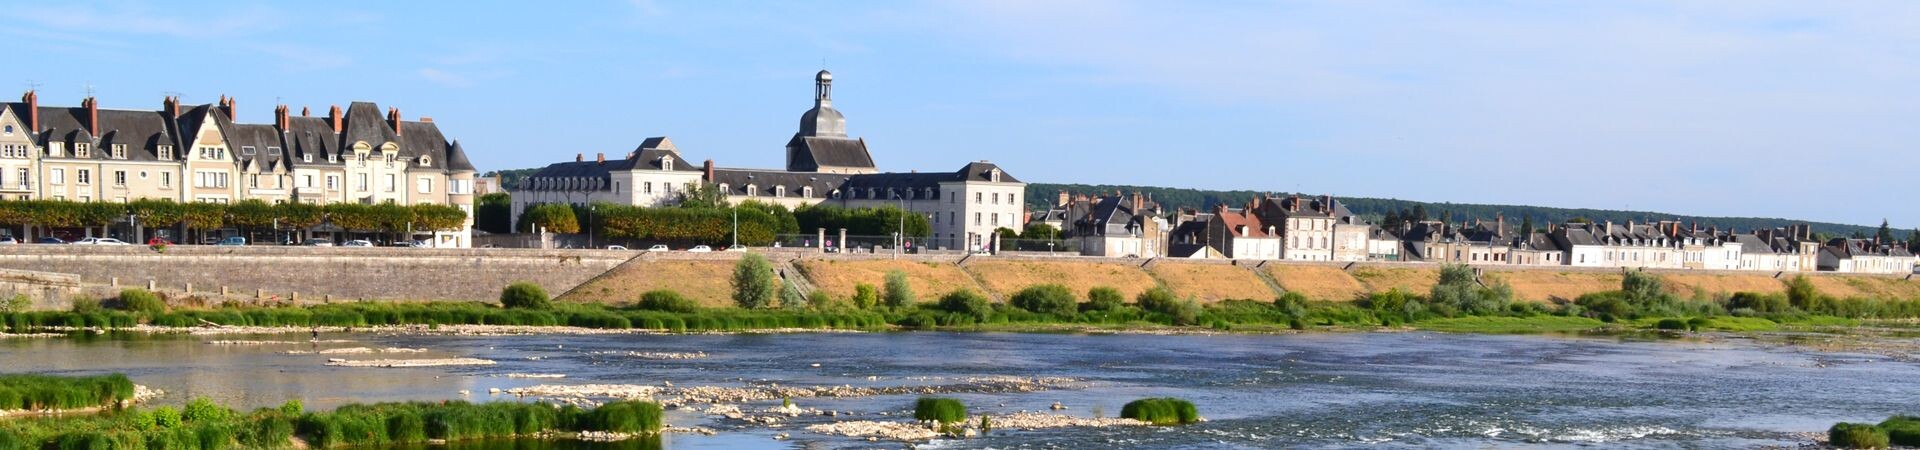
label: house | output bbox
[1820,238,1916,274]
[1068,193,1162,258]
[1248,194,1353,262]
[1365,226,1403,261]
[1506,231,1566,266]
[512,71,1025,252]
[1207,205,1281,259]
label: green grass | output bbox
[0,373,135,411]
[1691,316,1780,332]
[1831,422,1890,449]
[913,398,967,424]
[1119,398,1200,425]
[1881,416,1920,447]
[1412,316,1607,334]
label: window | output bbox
[77,169,91,185]
[15,168,25,188]
[48,142,62,157]
[802,186,813,198]
[975,192,982,204]
[417,177,431,194]
[355,174,368,191]
[110,144,127,159]
[113,171,125,186]
[949,212,955,225]
[989,169,1001,182]
[303,153,312,163]
[992,193,1000,204]
[776,186,786,197]
[249,174,259,189]
[160,172,170,187]
[303,175,314,187]
[661,158,674,171]
[75,144,90,158]
[418,155,430,167]
[449,179,472,194]
[718,183,729,193]
[746,185,758,197]
[2,125,10,135]
[384,174,396,192]
[158,146,172,160]
[326,175,340,191]
[974,213,982,226]
[643,182,653,194]
[991,213,999,226]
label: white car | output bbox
[646,245,670,252]
[722,246,747,252]
[605,245,629,251]
[71,237,133,246]
[687,245,712,253]
[342,240,375,247]
[0,237,16,245]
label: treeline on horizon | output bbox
[1026,182,1908,239]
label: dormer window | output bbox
[803,186,814,198]
[75,143,90,158]
[661,158,674,171]
[746,185,758,197]
[303,153,313,163]
[718,183,730,194]
[110,144,126,159]
[775,186,786,197]
[48,142,63,157]
[419,155,431,167]
[240,146,256,156]
[989,169,1001,182]
[158,145,173,160]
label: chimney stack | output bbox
[419,116,432,123]
[575,153,584,162]
[300,106,310,117]
[1605,220,1614,236]
[327,105,343,133]
[596,152,605,163]
[1132,192,1143,212]
[703,159,716,182]
[21,91,38,131]
[1057,190,1069,208]
[82,97,99,138]
[1496,214,1505,234]
[218,95,235,120]
[274,105,290,130]
[163,95,179,119]
[386,107,402,135]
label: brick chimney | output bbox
[82,97,99,138]
[274,105,290,130]
[327,105,343,133]
[386,107,402,135]
[419,116,432,123]
[703,159,715,181]
[300,106,310,117]
[1289,194,1300,212]
[1496,214,1505,234]
[163,95,179,119]
[595,152,605,163]
[1057,190,1069,208]
[1132,192,1143,212]
[218,95,235,120]
[575,153,583,162]
[21,91,37,131]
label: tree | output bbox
[1520,216,1535,236]
[852,283,879,309]
[675,181,729,209]
[499,282,551,309]
[1020,223,1059,240]
[1010,284,1077,319]
[995,227,1019,239]
[323,203,380,232]
[517,203,579,234]
[227,199,276,235]
[1909,227,1920,253]
[473,193,512,234]
[730,253,777,309]
[411,204,468,232]
[1878,219,1895,245]
[128,199,185,229]
[180,202,228,241]
[1410,205,1429,222]
[274,202,325,233]
[883,270,914,308]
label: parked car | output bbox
[201,237,221,245]
[306,239,334,247]
[36,237,67,244]
[687,245,713,253]
[646,245,670,252]
[146,237,172,246]
[342,240,374,247]
[722,246,747,252]
[407,240,429,248]
[605,245,629,251]
[216,237,247,246]
[72,237,133,246]
[0,237,16,245]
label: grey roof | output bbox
[1734,234,1775,255]
[955,161,1019,183]
[398,121,450,171]
[33,106,93,154]
[786,135,875,171]
[173,104,215,148]
[445,140,475,172]
[342,102,397,149]
[710,168,850,197]
[522,160,618,191]
[284,116,342,165]
[93,109,174,162]
[1076,195,1145,237]
[1511,232,1562,252]
[631,147,700,172]
[798,104,846,138]
[224,122,285,171]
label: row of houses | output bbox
[0,91,479,246]
[1036,192,1919,275]
[510,71,1025,251]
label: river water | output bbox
[2,331,1912,449]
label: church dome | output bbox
[816,70,833,82]
[800,104,846,137]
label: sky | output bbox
[6,1,1917,227]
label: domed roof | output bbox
[800,104,846,137]
[816,70,832,82]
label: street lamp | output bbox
[731,205,738,249]
[586,204,595,249]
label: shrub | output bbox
[1010,284,1077,319]
[731,254,777,309]
[1136,287,1177,312]
[913,397,967,424]
[1274,291,1309,317]
[70,297,102,314]
[183,397,234,423]
[115,289,166,314]
[1881,416,1920,446]
[1429,264,1511,316]
[1727,292,1791,315]
[279,400,303,416]
[239,412,295,449]
[937,290,992,320]
[636,290,699,313]
[1830,422,1889,449]
[1655,318,1689,331]
[852,284,879,309]
[0,373,135,411]
[1120,398,1200,425]
[779,282,806,309]
[883,270,915,308]
[499,282,551,310]
[805,291,835,310]
[1086,287,1125,312]
[580,401,663,433]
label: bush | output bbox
[731,254,777,309]
[852,284,879,309]
[1010,284,1077,319]
[1881,416,1920,446]
[1136,287,1177,312]
[883,270,915,308]
[499,282,551,310]
[0,373,135,411]
[1086,287,1125,312]
[115,289,166,314]
[1830,423,1889,449]
[70,297,102,314]
[1274,291,1309,317]
[580,401,663,433]
[635,290,699,313]
[183,397,233,423]
[913,397,967,424]
[937,290,993,320]
[1655,318,1689,331]
[1120,398,1200,425]
[1429,264,1511,316]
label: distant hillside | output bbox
[1026,182,1899,239]
[485,168,540,190]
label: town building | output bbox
[512,71,1024,251]
[0,91,478,246]
[1819,238,1917,274]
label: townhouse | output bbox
[0,91,478,246]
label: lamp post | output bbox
[586,204,595,249]
[731,205,739,249]
[895,196,904,258]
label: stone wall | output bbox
[0,268,83,310]
[0,246,632,305]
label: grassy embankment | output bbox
[0,379,663,450]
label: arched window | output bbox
[775,186,786,197]
[661,157,674,171]
[989,169,1001,182]
[747,184,758,196]
[419,155,431,167]
[803,186,814,198]
[718,183,730,194]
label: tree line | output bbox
[0,199,466,241]
[499,182,933,247]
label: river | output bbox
[2,330,1910,449]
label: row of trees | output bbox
[506,182,935,247]
[0,199,466,241]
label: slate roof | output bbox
[710,168,849,197]
[786,135,875,171]
[33,106,92,155]
[224,122,285,171]
[445,140,475,172]
[284,116,342,165]
[1734,234,1776,255]
[93,109,174,162]
[342,102,397,149]
[1076,195,1146,237]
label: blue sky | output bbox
[8,1,1918,227]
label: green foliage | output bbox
[1120,398,1201,425]
[595,203,784,246]
[731,254,777,309]
[913,398,967,424]
[516,203,579,234]
[1010,284,1077,318]
[278,400,303,416]
[779,281,806,309]
[1785,275,1825,311]
[182,398,233,423]
[1726,292,1791,315]
[882,270,915,308]
[579,401,664,434]
[410,204,468,232]
[1654,318,1689,331]
[794,204,932,238]
[127,199,186,229]
[1085,287,1125,312]
[226,199,277,229]
[1135,287,1201,325]
[636,290,699,313]
[0,294,30,314]
[0,373,135,411]
[1879,416,1920,446]
[115,289,166,315]
[673,182,729,209]
[473,193,513,234]
[71,297,102,314]
[1830,423,1890,449]
[1428,264,1511,316]
[852,284,880,310]
[272,202,326,231]
[498,282,551,310]
[936,290,992,320]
